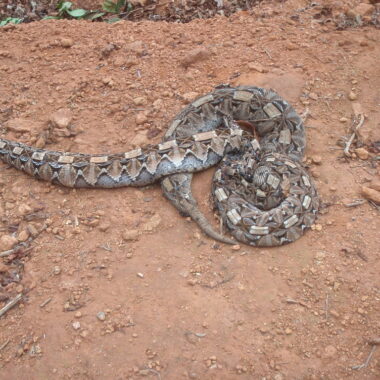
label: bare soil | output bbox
[0,0,380,379]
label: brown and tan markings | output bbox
[0,85,319,246]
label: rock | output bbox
[357,307,365,315]
[17,203,32,216]
[308,92,318,101]
[135,112,148,125]
[125,40,145,56]
[27,223,39,237]
[100,43,117,58]
[285,42,298,50]
[348,91,358,101]
[309,167,320,178]
[5,118,45,134]
[361,186,380,204]
[49,108,73,129]
[153,98,163,110]
[182,92,198,104]
[0,235,18,251]
[53,266,61,275]
[60,38,74,48]
[143,214,161,232]
[102,77,114,86]
[131,131,149,147]
[133,97,147,106]
[98,222,111,232]
[122,229,140,241]
[72,321,81,330]
[348,3,375,18]
[247,62,267,73]
[18,230,29,242]
[339,117,348,123]
[181,47,211,67]
[355,147,369,160]
[311,155,322,165]
[97,311,106,321]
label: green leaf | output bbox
[57,1,73,12]
[102,0,116,13]
[85,12,106,20]
[102,0,126,13]
[42,16,61,20]
[66,8,89,18]
[0,17,23,26]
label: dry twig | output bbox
[0,339,10,351]
[344,199,366,208]
[352,345,377,370]
[40,297,52,308]
[285,298,309,308]
[0,293,23,318]
[344,114,365,157]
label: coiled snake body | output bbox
[0,85,319,246]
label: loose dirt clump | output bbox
[0,0,380,379]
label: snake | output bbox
[0,85,319,246]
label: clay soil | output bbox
[0,0,380,379]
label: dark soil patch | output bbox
[0,0,264,23]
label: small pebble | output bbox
[182,92,198,103]
[133,96,147,106]
[122,229,139,241]
[355,147,369,160]
[348,91,358,101]
[97,311,106,321]
[72,321,81,330]
[135,112,148,125]
[61,38,74,48]
[311,155,322,165]
[308,92,318,100]
[0,235,18,251]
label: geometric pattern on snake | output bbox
[0,85,319,246]
[161,85,319,246]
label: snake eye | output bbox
[244,173,254,183]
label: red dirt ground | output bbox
[0,0,379,379]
